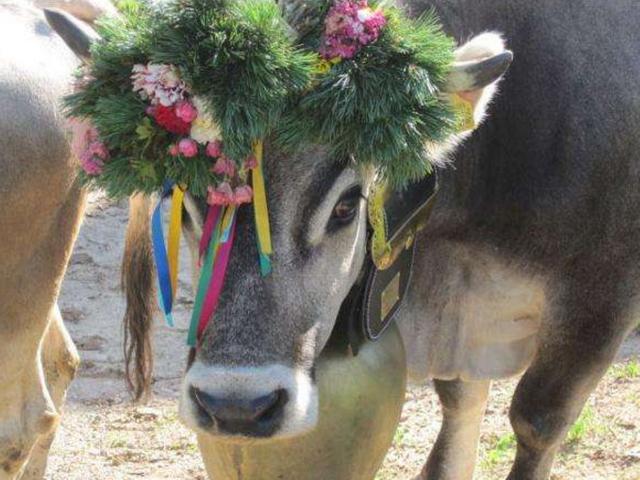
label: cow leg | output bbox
[417,379,490,480]
[507,276,637,480]
[19,306,79,480]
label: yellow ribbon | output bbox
[220,205,236,242]
[167,186,184,295]
[252,141,273,256]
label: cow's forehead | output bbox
[188,144,356,220]
[263,144,352,197]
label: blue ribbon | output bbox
[151,181,175,327]
[258,252,272,276]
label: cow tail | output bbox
[121,194,155,401]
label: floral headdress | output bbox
[67,0,460,346]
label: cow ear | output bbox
[35,0,118,24]
[44,8,100,61]
[443,32,513,131]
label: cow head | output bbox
[46,8,511,440]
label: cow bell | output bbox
[197,322,407,480]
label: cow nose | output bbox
[190,386,289,437]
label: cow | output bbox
[394,1,640,478]
[45,1,640,480]
[0,1,112,478]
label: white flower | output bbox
[190,115,222,144]
[131,63,188,106]
[158,66,180,88]
[155,88,182,107]
[189,96,222,144]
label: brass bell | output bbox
[198,323,407,480]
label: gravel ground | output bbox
[46,194,640,480]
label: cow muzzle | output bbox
[179,362,318,440]
[190,386,289,437]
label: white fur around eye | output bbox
[305,168,361,247]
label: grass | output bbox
[105,431,128,449]
[610,358,640,381]
[155,410,180,427]
[393,425,408,446]
[481,433,517,469]
[566,406,597,444]
[168,440,199,453]
[481,403,602,474]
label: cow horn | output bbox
[443,50,514,93]
[44,8,100,61]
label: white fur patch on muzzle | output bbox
[179,362,318,439]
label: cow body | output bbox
[0,2,84,478]
[397,0,640,478]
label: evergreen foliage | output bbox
[67,0,314,198]
[279,9,457,186]
[68,0,459,196]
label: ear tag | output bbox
[451,94,476,132]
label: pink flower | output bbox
[175,100,198,123]
[205,140,223,158]
[87,141,109,159]
[70,120,97,159]
[244,154,258,170]
[320,0,386,59]
[80,140,109,176]
[325,12,351,35]
[168,144,179,156]
[212,156,236,176]
[234,185,253,204]
[69,120,108,176]
[178,138,199,158]
[207,182,234,206]
[80,154,103,175]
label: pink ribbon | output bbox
[199,205,222,261]
[197,212,237,339]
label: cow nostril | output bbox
[247,390,283,422]
[190,386,289,437]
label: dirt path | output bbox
[47,194,640,479]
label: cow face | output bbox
[179,33,512,440]
[44,10,511,440]
[179,151,372,439]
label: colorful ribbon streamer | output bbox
[188,206,223,347]
[168,187,184,296]
[199,204,222,261]
[187,206,238,347]
[156,143,274,347]
[151,182,180,327]
[252,142,273,276]
[197,208,237,339]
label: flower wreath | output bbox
[67,0,461,346]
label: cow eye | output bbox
[328,186,362,230]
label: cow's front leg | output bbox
[417,379,490,480]
[20,306,79,480]
[507,285,637,480]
